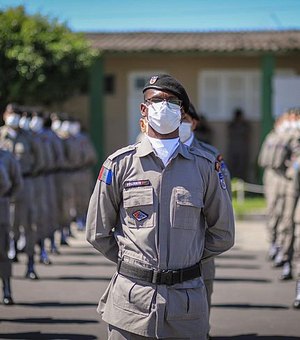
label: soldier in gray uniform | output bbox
[271,111,298,275]
[258,117,284,261]
[69,118,98,230]
[0,148,23,305]
[29,110,57,264]
[179,103,231,339]
[54,115,80,244]
[274,109,300,281]
[86,74,235,339]
[0,104,42,279]
[43,113,67,254]
[286,119,300,307]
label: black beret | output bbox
[187,103,200,121]
[143,74,190,112]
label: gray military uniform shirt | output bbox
[86,137,235,338]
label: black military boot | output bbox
[2,279,14,305]
[293,279,300,309]
[25,255,39,280]
[281,261,293,280]
[39,240,52,265]
[50,232,60,255]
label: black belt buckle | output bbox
[152,269,182,285]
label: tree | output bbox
[0,6,98,112]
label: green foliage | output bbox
[0,6,98,107]
[232,196,267,219]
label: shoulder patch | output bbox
[189,146,215,163]
[108,144,137,161]
[98,165,113,184]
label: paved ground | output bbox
[0,219,300,340]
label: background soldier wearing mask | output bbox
[68,118,98,230]
[86,74,235,339]
[0,148,23,305]
[258,116,283,261]
[0,104,42,279]
[179,102,231,339]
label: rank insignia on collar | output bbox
[218,172,227,190]
[149,76,158,84]
[132,210,148,221]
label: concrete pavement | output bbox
[0,219,299,339]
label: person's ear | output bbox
[191,118,198,131]
[140,103,147,117]
[139,117,147,133]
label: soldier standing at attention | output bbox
[0,148,23,304]
[86,74,235,339]
[0,104,41,279]
[178,103,232,339]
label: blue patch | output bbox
[132,210,148,222]
[218,172,227,190]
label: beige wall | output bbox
[59,53,299,182]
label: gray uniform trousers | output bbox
[108,324,205,340]
[13,177,37,256]
[45,174,59,235]
[32,175,48,240]
[292,188,300,277]
[0,198,11,279]
[56,172,73,228]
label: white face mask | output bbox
[179,122,192,143]
[19,117,30,131]
[69,122,80,136]
[60,121,71,134]
[51,120,61,132]
[30,116,44,132]
[4,114,20,128]
[147,101,181,135]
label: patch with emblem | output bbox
[215,161,221,172]
[132,210,148,221]
[149,76,158,84]
[98,166,113,185]
[218,172,227,190]
[124,179,150,189]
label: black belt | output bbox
[117,259,201,286]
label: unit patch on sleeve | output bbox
[132,210,148,221]
[215,161,221,172]
[218,172,227,190]
[98,166,113,185]
[124,179,150,189]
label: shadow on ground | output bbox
[0,333,97,339]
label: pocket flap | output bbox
[175,188,202,208]
[123,187,153,208]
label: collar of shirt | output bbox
[147,135,179,166]
[136,135,193,163]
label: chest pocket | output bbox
[123,187,154,228]
[172,187,203,230]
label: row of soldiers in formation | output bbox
[0,103,97,305]
[258,107,300,309]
